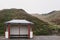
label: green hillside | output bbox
[0,9,51,35]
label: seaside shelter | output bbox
[4,19,34,39]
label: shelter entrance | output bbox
[5,19,33,39]
[10,24,28,35]
[9,24,29,38]
[20,25,28,35]
[10,26,19,35]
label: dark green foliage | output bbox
[0,9,50,35]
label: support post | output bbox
[8,23,10,39]
[28,24,30,39]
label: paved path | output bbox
[1,36,60,40]
[34,36,60,40]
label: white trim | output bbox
[30,31,33,38]
[5,31,8,38]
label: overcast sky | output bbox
[0,0,60,14]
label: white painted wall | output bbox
[10,25,28,35]
[30,31,33,38]
[10,26,19,35]
[5,31,8,38]
[20,26,28,35]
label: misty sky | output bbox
[0,0,60,14]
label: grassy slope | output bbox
[0,9,51,35]
[32,10,60,25]
[42,11,60,25]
